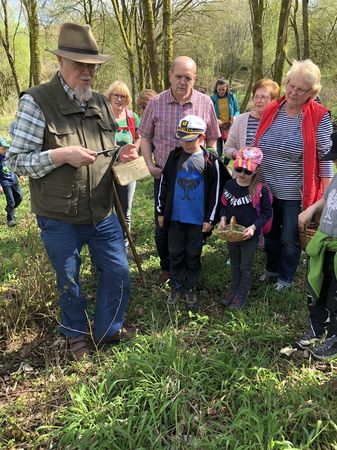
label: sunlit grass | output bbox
[1,179,337,449]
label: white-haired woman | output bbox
[254,59,333,292]
[105,81,141,239]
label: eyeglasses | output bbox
[234,167,254,176]
[286,81,311,96]
[253,95,271,101]
[69,61,100,72]
[111,93,127,100]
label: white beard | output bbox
[74,86,92,103]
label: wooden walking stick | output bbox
[112,181,146,285]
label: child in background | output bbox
[157,115,226,310]
[219,147,272,310]
[0,136,23,227]
[296,132,337,360]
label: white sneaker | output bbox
[273,281,290,293]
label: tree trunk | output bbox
[241,0,264,112]
[302,0,310,59]
[290,0,301,59]
[162,0,173,89]
[0,0,21,95]
[141,0,162,92]
[22,0,42,86]
[135,11,145,91]
[110,0,137,106]
[273,0,292,87]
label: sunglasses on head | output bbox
[234,167,254,176]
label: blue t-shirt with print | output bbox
[171,150,205,225]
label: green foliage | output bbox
[1,179,337,449]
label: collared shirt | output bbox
[6,73,88,179]
[138,88,220,169]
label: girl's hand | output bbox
[202,222,212,233]
[158,216,164,228]
[243,225,256,240]
[219,217,226,229]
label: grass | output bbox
[1,178,337,449]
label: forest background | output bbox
[2,0,337,448]
[1,0,337,121]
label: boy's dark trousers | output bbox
[308,250,337,338]
[154,178,170,272]
[168,221,204,290]
[228,236,259,301]
[3,183,22,221]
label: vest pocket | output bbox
[97,120,115,151]
[47,123,79,147]
[40,181,79,215]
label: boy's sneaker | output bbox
[7,219,16,227]
[296,327,326,349]
[228,295,246,311]
[185,288,198,311]
[167,289,181,305]
[309,335,337,360]
[219,288,235,307]
[273,281,290,293]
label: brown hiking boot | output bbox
[68,335,90,361]
[94,326,137,347]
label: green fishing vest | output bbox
[23,74,116,224]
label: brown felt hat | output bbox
[47,23,110,64]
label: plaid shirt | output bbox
[6,73,87,179]
[138,89,220,168]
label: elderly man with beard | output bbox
[6,23,138,360]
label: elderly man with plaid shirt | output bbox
[138,56,220,282]
[6,23,138,360]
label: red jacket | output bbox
[255,96,329,210]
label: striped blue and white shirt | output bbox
[257,104,333,201]
[245,115,260,146]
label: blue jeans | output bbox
[264,198,301,284]
[3,183,22,220]
[36,213,130,340]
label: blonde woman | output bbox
[105,81,141,237]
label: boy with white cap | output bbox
[157,115,227,309]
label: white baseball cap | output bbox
[176,115,206,142]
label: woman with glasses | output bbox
[105,81,141,240]
[224,79,280,161]
[254,59,333,292]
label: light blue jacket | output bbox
[210,92,240,120]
